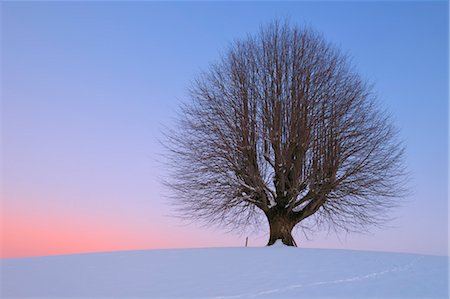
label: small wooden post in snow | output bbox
[245,237,248,247]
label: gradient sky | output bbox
[1,1,448,258]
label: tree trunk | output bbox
[266,209,297,246]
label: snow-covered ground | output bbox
[1,246,448,298]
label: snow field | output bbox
[1,246,448,298]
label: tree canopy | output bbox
[165,21,407,246]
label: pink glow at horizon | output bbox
[2,193,247,258]
[3,211,143,258]
[2,199,241,258]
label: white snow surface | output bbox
[1,246,448,298]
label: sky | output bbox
[1,1,448,258]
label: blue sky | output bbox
[1,1,448,257]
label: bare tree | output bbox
[165,21,407,246]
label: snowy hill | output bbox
[1,246,448,298]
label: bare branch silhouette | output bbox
[164,20,407,246]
